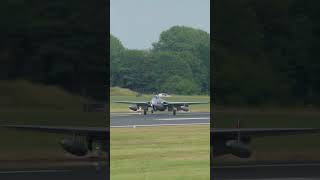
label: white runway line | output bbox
[110,113,140,117]
[215,163,320,169]
[231,179,319,180]
[155,117,209,121]
[0,170,70,174]
[110,112,210,117]
[111,123,209,128]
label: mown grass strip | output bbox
[110,125,210,180]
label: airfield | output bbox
[1,110,320,179]
[0,111,210,180]
[1,160,320,180]
[0,162,108,180]
[212,161,320,179]
[110,111,210,180]
[110,111,210,127]
[212,108,320,179]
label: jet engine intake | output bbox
[60,138,88,156]
[179,105,189,112]
[226,140,252,158]
[129,105,139,111]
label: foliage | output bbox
[110,26,210,95]
[0,0,107,101]
[214,0,320,106]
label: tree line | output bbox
[0,0,107,100]
[214,0,320,106]
[111,26,210,95]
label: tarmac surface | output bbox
[0,162,108,180]
[2,160,320,180]
[7,112,320,180]
[0,112,209,180]
[110,111,210,127]
[4,113,320,180]
[212,161,320,180]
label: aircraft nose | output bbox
[151,100,156,105]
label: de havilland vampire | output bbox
[114,95,208,115]
[3,125,108,158]
[211,126,320,158]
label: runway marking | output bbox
[110,114,137,117]
[110,112,210,117]
[0,170,70,174]
[233,178,319,180]
[111,123,209,128]
[214,162,320,169]
[110,113,140,117]
[155,117,209,121]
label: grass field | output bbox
[213,107,320,161]
[111,125,210,180]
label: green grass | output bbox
[214,107,320,162]
[0,80,105,125]
[0,80,91,110]
[110,87,138,96]
[110,95,210,112]
[0,80,106,160]
[111,125,210,180]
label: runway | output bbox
[3,160,320,180]
[212,161,320,180]
[110,112,210,127]
[0,162,108,180]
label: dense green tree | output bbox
[110,35,126,86]
[152,26,210,94]
[214,0,320,106]
[0,0,107,100]
[110,26,210,95]
[162,75,200,95]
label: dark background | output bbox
[213,0,320,107]
[212,0,320,163]
[0,0,108,101]
[0,0,109,178]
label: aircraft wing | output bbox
[3,125,108,140]
[113,101,150,106]
[212,128,320,139]
[166,101,209,105]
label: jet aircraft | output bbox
[3,125,108,158]
[211,127,320,158]
[114,95,208,115]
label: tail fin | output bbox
[235,120,241,142]
[234,120,241,129]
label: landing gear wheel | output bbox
[94,142,102,171]
[173,109,176,116]
[151,110,154,113]
[87,137,93,152]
